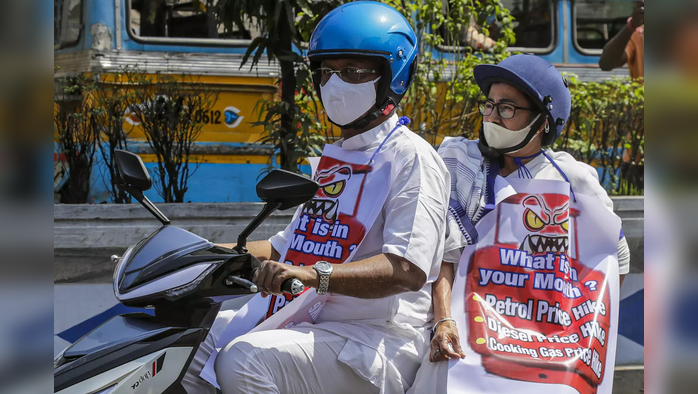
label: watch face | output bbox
[315,261,333,274]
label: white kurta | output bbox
[217,115,451,394]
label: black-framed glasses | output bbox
[312,67,379,86]
[478,100,534,119]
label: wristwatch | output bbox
[313,261,333,295]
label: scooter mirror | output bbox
[234,170,319,253]
[114,150,152,191]
[256,169,319,210]
[113,150,170,225]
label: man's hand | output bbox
[252,260,318,297]
[630,1,644,29]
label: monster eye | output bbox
[561,219,569,233]
[524,209,545,231]
[323,181,345,197]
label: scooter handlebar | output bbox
[249,267,305,296]
[281,278,305,296]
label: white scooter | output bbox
[54,150,316,394]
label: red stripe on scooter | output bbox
[152,361,156,376]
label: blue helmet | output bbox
[474,54,571,145]
[308,2,418,119]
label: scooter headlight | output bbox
[164,261,221,301]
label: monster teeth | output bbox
[521,236,532,254]
[325,202,332,209]
[538,244,544,253]
[328,203,337,222]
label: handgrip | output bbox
[281,278,305,295]
[250,267,305,295]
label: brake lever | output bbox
[224,276,258,293]
[245,267,304,295]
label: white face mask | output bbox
[320,74,380,126]
[483,114,542,150]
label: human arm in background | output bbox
[599,0,644,71]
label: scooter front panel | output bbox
[56,347,193,394]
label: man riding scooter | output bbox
[211,2,451,394]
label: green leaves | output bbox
[555,77,644,195]
[252,85,326,173]
[217,0,341,172]
[396,0,515,145]
[241,36,268,69]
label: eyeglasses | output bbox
[312,67,379,86]
[478,100,534,120]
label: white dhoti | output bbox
[215,324,380,394]
[405,356,449,394]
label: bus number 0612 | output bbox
[194,110,222,124]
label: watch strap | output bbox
[317,272,330,295]
[314,262,332,295]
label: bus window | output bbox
[495,0,555,51]
[128,0,260,43]
[573,0,634,53]
[54,0,83,48]
[438,0,555,53]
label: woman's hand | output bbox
[429,320,466,362]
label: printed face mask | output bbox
[320,74,380,126]
[483,114,542,150]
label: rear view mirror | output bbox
[234,170,319,253]
[114,149,170,225]
[256,169,319,210]
[114,150,152,191]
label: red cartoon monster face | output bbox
[520,194,570,255]
[301,165,352,223]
